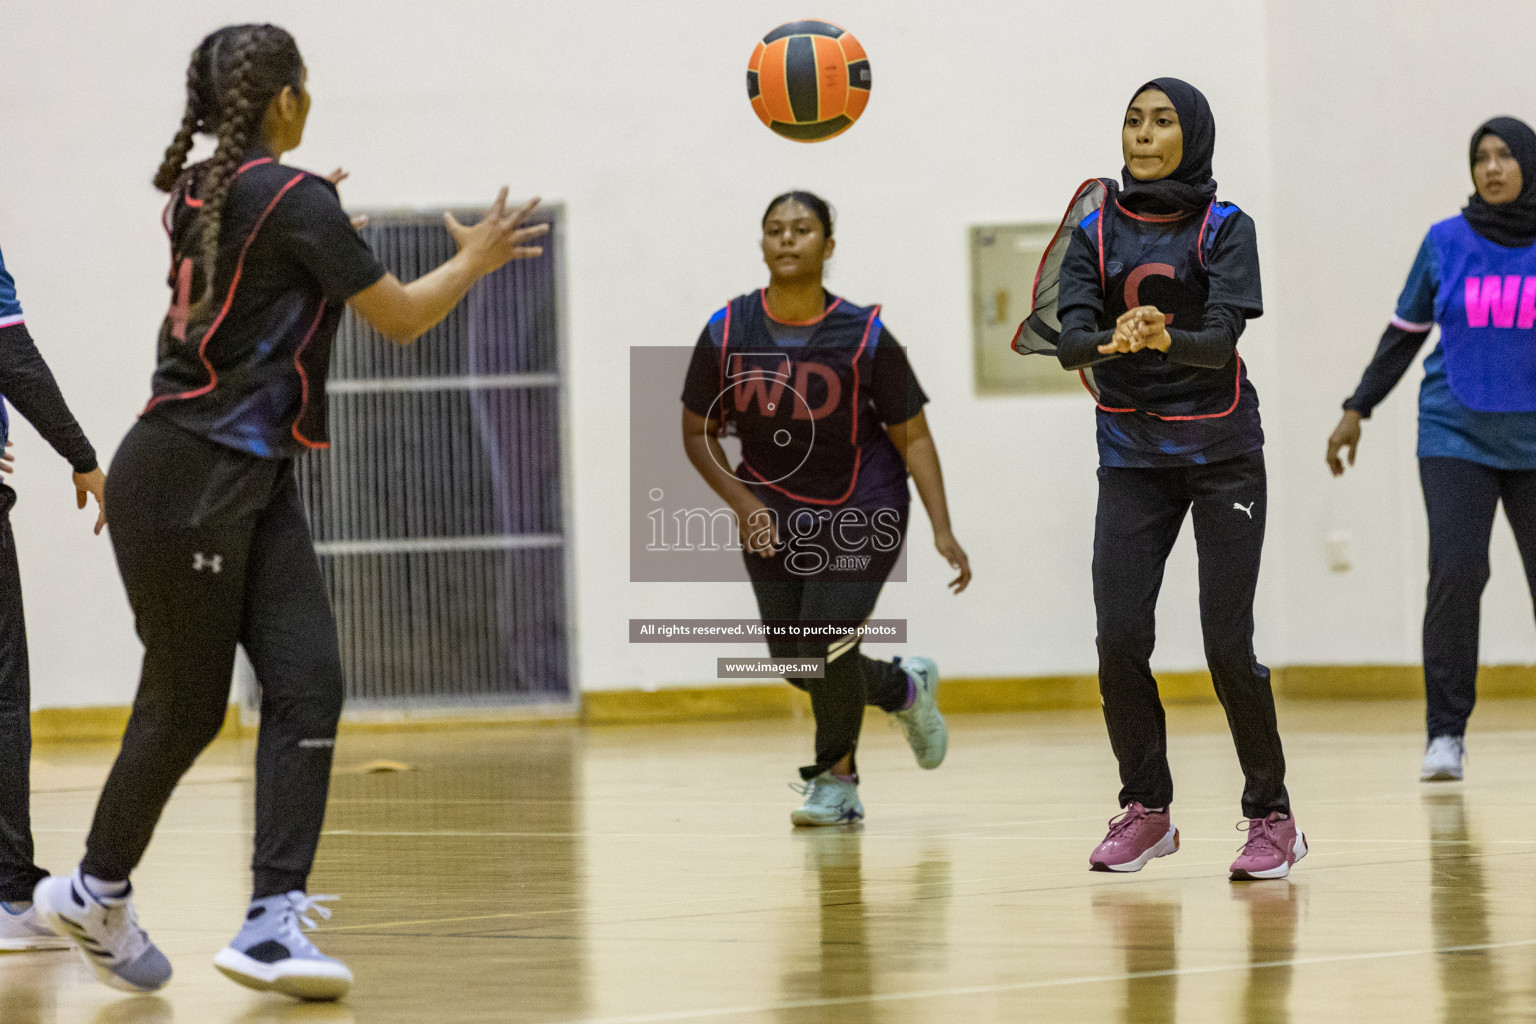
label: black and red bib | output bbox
[705,290,908,508]
[146,154,382,458]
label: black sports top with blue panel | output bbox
[1056,196,1264,467]
[146,149,386,458]
[681,290,925,513]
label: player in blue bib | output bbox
[681,192,971,827]
[1329,117,1536,783]
[1054,79,1304,881]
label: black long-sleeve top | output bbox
[1341,324,1432,417]
[0,323,98,473]
[1057,300,1250,371]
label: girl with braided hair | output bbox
[33,23,547,1000]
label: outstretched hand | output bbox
[73,467,106,535]
[444,189,549,276]
[326,168,370,231]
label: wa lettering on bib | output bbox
[1432,214,1536,412]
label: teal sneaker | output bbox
[892,656,947,769]
[790,772,864,827]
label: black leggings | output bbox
[744,506,910,781]
[1420,457,1536,739]
[1093,451,1288,819]
[81,416,343,899]
[0,487,45,903]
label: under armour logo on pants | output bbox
[192,552,223,573]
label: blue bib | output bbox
[1430,214,1536,412]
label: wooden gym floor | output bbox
[4,697,1534,1023]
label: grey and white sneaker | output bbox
[31,870,171,992]
[891,656,947,769]
[213,892,352,1001]
[1421,735,1465,782]
[790,772,865,827]
[0,898,71,951]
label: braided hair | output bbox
[153,25,303,306]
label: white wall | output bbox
[1265,0,1536,668]
[0,0,1526,708]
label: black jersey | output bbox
[682,290,926,511]
[144,151,386,458]
[1059,198,1264,467]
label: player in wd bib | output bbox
[1329,117,1536,784]
[1055,79,1304,881]
[681,192,971,827]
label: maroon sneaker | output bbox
[1089,802,1179,873]
[1229,812,1308,880]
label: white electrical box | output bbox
[969,223,1082,395]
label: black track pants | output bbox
[0,487,46,903]
[1093,451,1288,819]
[1419,457,1536,740]
[81,416,343,899]
[743,509,911,781]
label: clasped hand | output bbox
[1098,306,1172,355]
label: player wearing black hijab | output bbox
[1329,117,1536,783]
[1053,78,1304,880]
[31,24,546,999]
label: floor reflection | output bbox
[786,827,872,1012]
[1424,790,1498,1022]
[1230,880,1300,1024]
[89,996,174,1024]
[777,830,954,1023]
[0,953,60,1024]
[1092,887,1180,1024]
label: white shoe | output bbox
[1421,735,1465,782]
[891,656,947,769]
[790,772,864,827]
[31,870,171,992]
[0,898,71,951]
[213,892,352,1001]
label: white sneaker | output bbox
[0,898,71,951]
[891,656,947,769]
[790,772,864,827]
[31,870,171,992]
[1421,735,1465,782]
[213,892,352,1001]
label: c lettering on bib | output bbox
[1125,263,1177,324]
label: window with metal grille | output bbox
[289,207,571,708]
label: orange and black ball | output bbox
[747,20,870,143]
